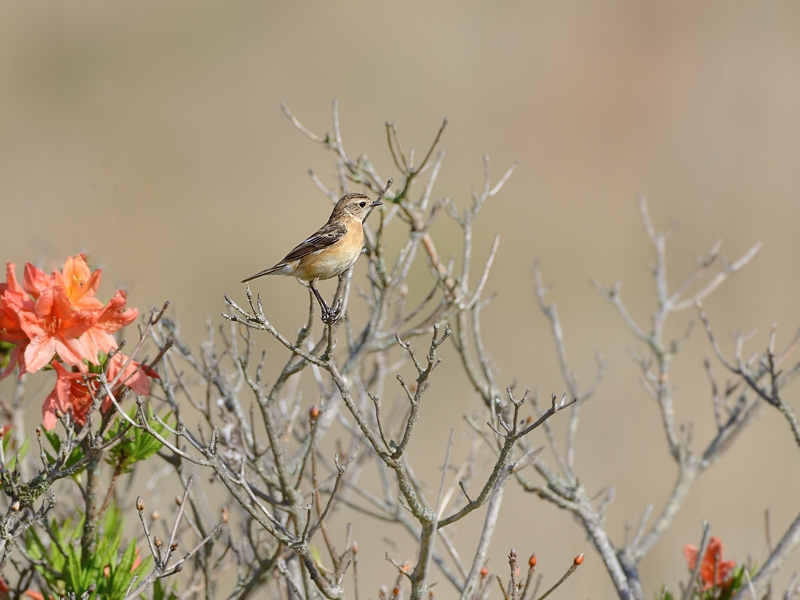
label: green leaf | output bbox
[654,586,675,600]
[152,578,179,600]
[4,437,29,471]
[106,406,168,473]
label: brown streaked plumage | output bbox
[242,192,382,322]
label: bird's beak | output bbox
[370,200,383,208]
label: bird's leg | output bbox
[310,280,340,324]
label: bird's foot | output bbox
[321,300,343,325]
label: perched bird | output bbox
[242,191,383,322]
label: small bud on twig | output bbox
[480,567,488,579]
[352,542,358,555]
[175,496,182,506]
[309,404,320,420]
[529,554,537,568]
[10,501,20,512]
[150,511,159,521]
[136,497,145,512]
[170,542,178,552]
[573,553,584,566]
[154,536,162,548]
[221,506,229,524]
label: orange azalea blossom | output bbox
[1,256,139,375]
[80,290,139,360]
[0,256,156,428]
[22,254,102,310]
[684,536,736,590]
[101,352,153,408]
[42,353,153,430]
[42,362,95,430]
[18,286,95,373]
[0,264,32,379]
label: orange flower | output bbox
[684,536,736,590]
[21,262,56,300]
[42,354,155,430]
[22,254,102,310]
[1,256,157,429]
[18,286,95,373]
[53,254,103,310]
[0,264,33,380]
[106,352,152,396]
[42,361,94,430]
[80,290,139,360]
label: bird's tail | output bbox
[241,263,288,283]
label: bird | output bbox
[242,191,385,323]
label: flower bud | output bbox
[151,511,159,521]
[573,553,584,566]
[352,542,358,555]
[309,405,320,420]
[529,554,537,568]
[480,567,488,579]
[10,501,20,512]
[136,497,145,512]
[154,536,162,548]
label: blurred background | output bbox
[2,1,800,597]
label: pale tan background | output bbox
[2,2,800,598]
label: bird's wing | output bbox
[282,222,347,262]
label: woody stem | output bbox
[80,448,104,563]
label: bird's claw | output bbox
[321,300,343,325]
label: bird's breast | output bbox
[296,224,364,281]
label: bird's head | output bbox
[332,193,382,222]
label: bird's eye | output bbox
[359,202,366,208]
